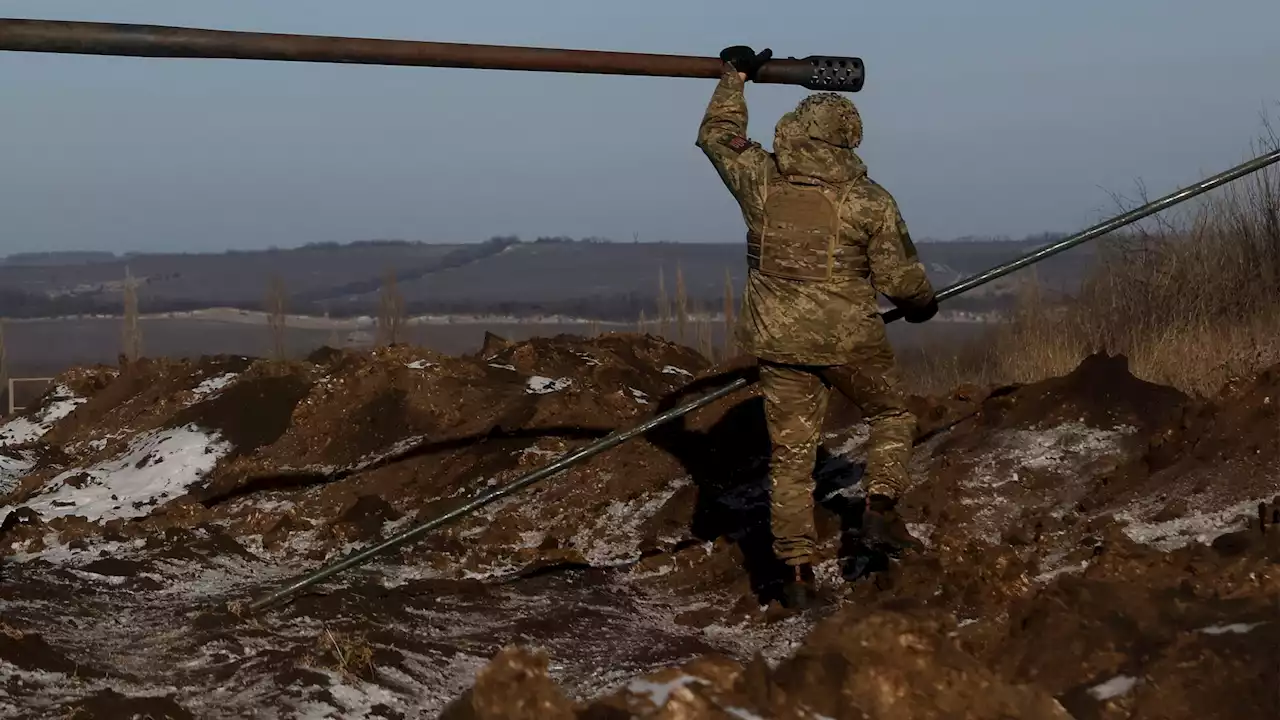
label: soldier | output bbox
[696,46,939,609]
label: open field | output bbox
[0,234,1094,321]
[0,312,984,383]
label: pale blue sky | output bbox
[3,1,1277,253]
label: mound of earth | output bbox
[0,335,1276,718]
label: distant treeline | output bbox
[0,231,1068,320]
[1,231,1068,266]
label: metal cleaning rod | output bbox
[245,146,1280,612]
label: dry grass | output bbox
[675,263,689,344]
[265,273,288,360]
[300,625,376,682]
[121,266,142,362]
[0,319,8,412]
[376,269,407,347]
[657,267,671,337]
[722,267,738,359]
[905,125,1280,398]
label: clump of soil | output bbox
[168,372,313,458]
[0,623,97,677]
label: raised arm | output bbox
[695,52,775,214]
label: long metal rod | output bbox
[883,148,1280,321]
[247,148,1280,612]
[0,19,863,91]
[245,375,749,612]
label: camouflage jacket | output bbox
[695,69,935,365]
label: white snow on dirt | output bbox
[965,423,1133,491]
[405,360,435,369]
[661,365,692,377]
[1088,674,1138,701]
[1116,497,1266,551]
[526,376,573,394]
[1198,622,1267,635]
[957,423,1134,543]
[571,476,693,566]
[13,424,233,523]
[190,372,239,398]
[0,451,34,495]
[627,673,706,707]
[0,384,86,446]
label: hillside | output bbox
[0,234,1094,321]
[0,335,1275,717]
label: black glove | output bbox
[719,45,773,80]
[903,295,938,324]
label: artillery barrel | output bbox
[0,18,864,91]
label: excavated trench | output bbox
[1,334,1277,719]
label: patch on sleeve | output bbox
[895,212,920,261]
[727,135,751,153]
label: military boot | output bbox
[780,562,818,610]
[860,494,924,557]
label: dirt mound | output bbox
[1,335,1276,717]
[1149,362,1280,468]
[454,520,1278,719]
[977,353,1188,432]
[444,615,1076,720]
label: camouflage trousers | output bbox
[759,342,917,566]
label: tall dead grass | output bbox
[121,267,142,362]
[0,320,8,413]
[265,273,288,360]
[376,269,406,347]
[908,124,1280,397]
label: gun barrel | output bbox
[0,18,863,90]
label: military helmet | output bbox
[790,92,862,149]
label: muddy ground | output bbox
[0,333,1276,719]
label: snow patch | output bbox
[405,360,435,369]
[1035,559,1091,584]
[0,451,34,495]
[0,384,86,446]
[1088,674,1137,701]
[14,424,233,522]
[488,363,516,371]
[628,387,649,404]
[661,365,692,378]
[966,423,1133,492]
[958,423,1133,543]
[905,523,935,549]
[573,477,692,566]
[191,372,239,398]
[1198,621,1266,635]
[627,674,705,707]
[527,376,573,394]
[1117,497,1262,551]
